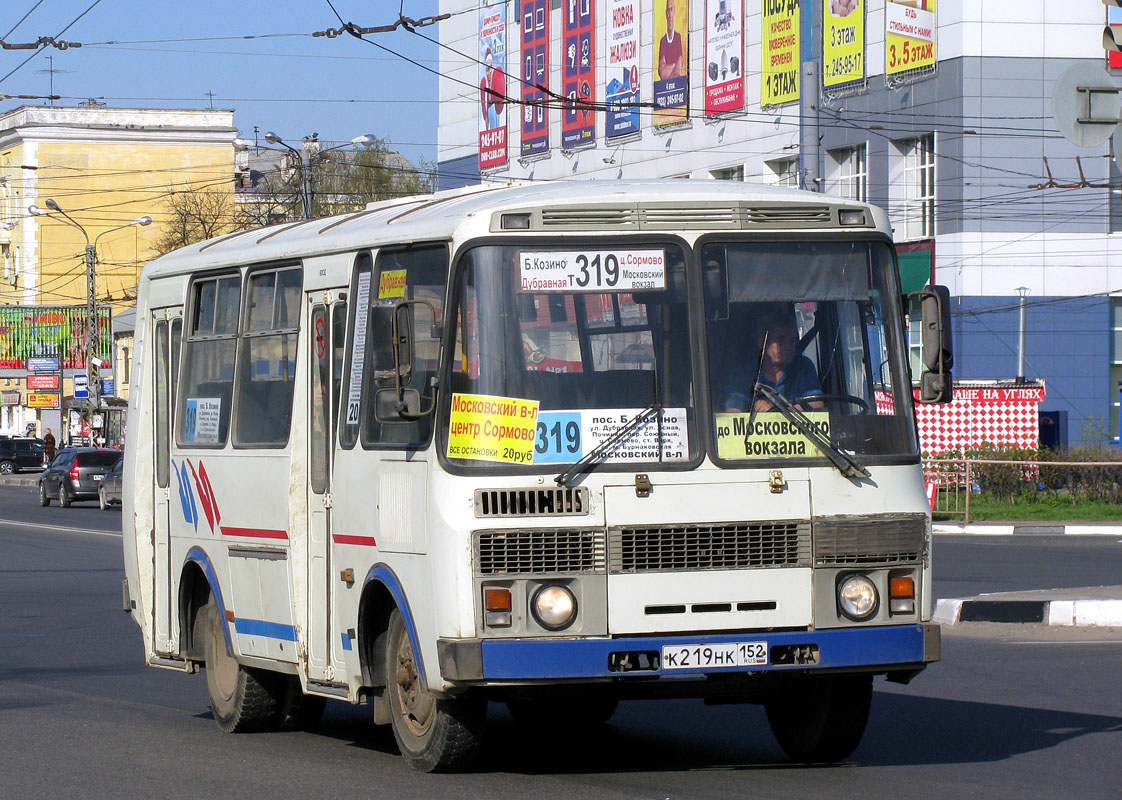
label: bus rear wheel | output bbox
[202,599,281,733]
[385,608,484,772]
[764,674,872,763]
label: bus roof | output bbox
[141,179,888,280]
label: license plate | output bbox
[92,474,103,481]
[661,641,768,670]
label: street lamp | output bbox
[235,131,378,220]
[27,199,150,421]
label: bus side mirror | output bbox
[912,284,954,404]
[371,299,437,420]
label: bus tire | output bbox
[276,676,327,731]
[385,608,484,772]
[764,673,872,763]
[202,599,281,733]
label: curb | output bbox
[935,598,1122,626]
[934,523,1122,536]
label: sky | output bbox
[0,0,441,165]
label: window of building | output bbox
[897,135,934,239]
[710,165,744,181]
[179,273,241,447]
[233,265,302,447]
[829,144,867,202]
[1111,299,1122,437]
[766,157,799,188]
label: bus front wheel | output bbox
[202,599,281,733]
[385,608,484,772]
[764,673,872,763]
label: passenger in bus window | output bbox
[724,313,824,412]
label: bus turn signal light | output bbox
[484,588,512,628]
[889,576,915,615]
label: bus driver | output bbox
[724,313,824,412]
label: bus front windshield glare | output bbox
[444,243,697,471]
[442,239,917,472]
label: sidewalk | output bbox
[935,585,1122,627]
[0,474,41,488]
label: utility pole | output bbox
[799,2,822,192]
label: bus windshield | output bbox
[443,242,697,471]
[703,239,918,462]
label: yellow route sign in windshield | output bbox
[448,393,540,464]
[715,412,830,460]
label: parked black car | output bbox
[99,456,124,510]
[39,448,120,507]
[0,437,45,474]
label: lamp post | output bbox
[1015,286,1030,383]
[234,132,378,220]
[28,201,150,423]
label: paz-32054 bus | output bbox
[123,180,952,772]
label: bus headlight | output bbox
[531,584,577,631]
[837,574,878,621]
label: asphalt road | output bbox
[2,484,1120,799]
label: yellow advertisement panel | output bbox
[761,0,800,107]
[714,411,830,460]
[27,392,61,409]
[823,0,864,89]
[447,393,539,464]
[885,0,935,76]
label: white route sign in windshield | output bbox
[519,250,666,293]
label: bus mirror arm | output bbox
[386,299,439,420]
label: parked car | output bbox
[99,456,124,510]
[39,448,120,507]
[0,437,45,474]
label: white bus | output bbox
[123,180,952,772]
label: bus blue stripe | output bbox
[233,618,298,641]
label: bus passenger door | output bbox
[306,298,343,681]
[152,313,181,654]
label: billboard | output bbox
[605,0,641,139]
[885,0,935,77]
[27,392,60,409]
[0,306,111,371]
[520,0,550,157]
[704,0,744,115]
[761,0,799,107]
[823,0,865,90]
[654,0,689,126]
[562,0,596,148]
[479,0,508,170]
[1110,7,1122,69]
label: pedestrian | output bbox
[43,428,56,463]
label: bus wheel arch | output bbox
[178,560,213,662]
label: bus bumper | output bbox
[438,622,940,682]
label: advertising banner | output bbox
[761,0,799,107]
[823,0,864,90]
[885,0,935,77]
[654,0,689,126]
[520,0,550,157]
[478,0,508,170]
[562,0,596,148]
[1110,7,1122,69]
[27,374,59,390]
[27,392,60,409]
[0,306,111,370]
[704,0,744,115]
[605,0,640,139]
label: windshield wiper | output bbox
[745,384,870,479]
[555,403,662,487]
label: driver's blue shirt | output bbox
[724,354,822,411]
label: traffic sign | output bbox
[73,374,89,399]
[100,379,115,396]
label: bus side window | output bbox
[233,265,302,447]
[361,245,448,448]
[179,273,241,447]
[339,253,373,450]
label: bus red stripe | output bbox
[333,534,378,547]
[221,526,289,540]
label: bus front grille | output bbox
[608,521,810,573]
[813,514,927,565]
[475,529,606,576]
[474,487,589,518]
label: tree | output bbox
[150,183,246,258]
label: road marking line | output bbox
[1006,640,1122,645]
[0,518,122,538]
